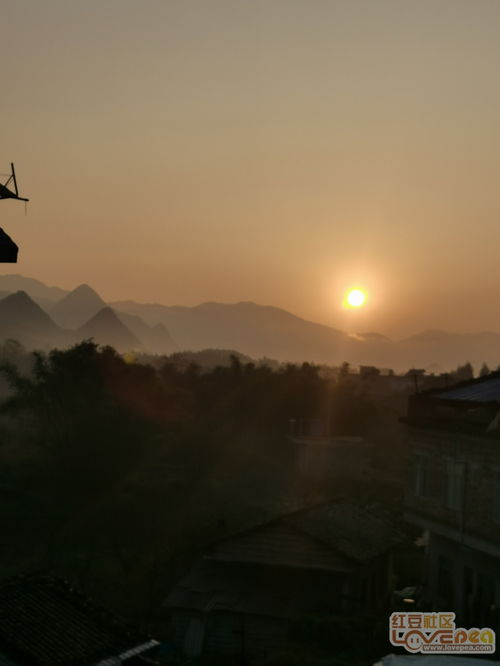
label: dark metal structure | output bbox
[0,228,18,262]
[0,163,29,263]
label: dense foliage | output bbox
[0,340,406,652]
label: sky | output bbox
[3,0,500,338]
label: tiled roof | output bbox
[204,500,402,569]
[0,573,157,666]
[436,375,500,403]
[205,521,352,572]
[285,502,403,562]
[165,501,404,619]
[0,651,17,666]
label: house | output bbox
[289,434,375,481]
[0,572,159,665]
[287,417,375,481]
[402,372,500,632]
[164,500,405,659]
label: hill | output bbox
[115,312,177,354]
[51,284,107,329]
[398,330,500,371]
[0,291,68,348]
[0,275,67,303]
[76,307,142,352]
[4,275,500,370]
[110,299,359,363]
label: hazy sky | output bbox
[3,0,500,338]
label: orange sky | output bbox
[3,0,500,338]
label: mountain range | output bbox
[0,277,176,355]
[0,274,499,372]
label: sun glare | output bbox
[344,288,366,308]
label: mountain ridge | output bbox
[76,307,142,352]
[51,284,107,329]
[0,290,68,348]
[2,275,500,370]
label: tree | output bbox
[339,362,350,378]
[453,362,474,383]
[480,362,490,377]
[0,341,159,496]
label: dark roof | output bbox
[284,502,403,562]
[0,573,157,666]
[206,500,402,568]
[402,372,500,435]
[205,521,352,572]
[436,375,500,403]
[165,501,404,618]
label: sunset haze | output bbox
[3,0,500,338]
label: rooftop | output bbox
[0,573,157,666]
[205,520,353,572]
[165,500,406,619]
[285,501,404,562]
[204,499,404,569]
[435,374,500,403]
[404,372,500,435]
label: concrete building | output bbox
[288,418,375,482]
[402,373,500,632]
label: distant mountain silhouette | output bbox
[398,329,500,370]
[150,323,177,352]
[116,312,177,354]
[401,329,453,344]
[0,291,67,348]
[76,307,142,352]
[51,284,107,329]
[4,275,500,370]
[357,332,392,342]
[110,299,500,370]
[109,299,351,361]
[0,274,67,303]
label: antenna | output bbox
[0,162,29,262]
[0,163,29,202]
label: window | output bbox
[476,573,496,626]
[494,473,500,524]
[463,565,474,626]
[413,454,429,497]
[437,555,454,607]
[445,459,465,510]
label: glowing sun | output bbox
[344,288,366,308]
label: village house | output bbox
[402,372,500,633]
[288,417,375,482]
[0,572,159,665]
[289,432,375,482]
[164,500,405,660]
